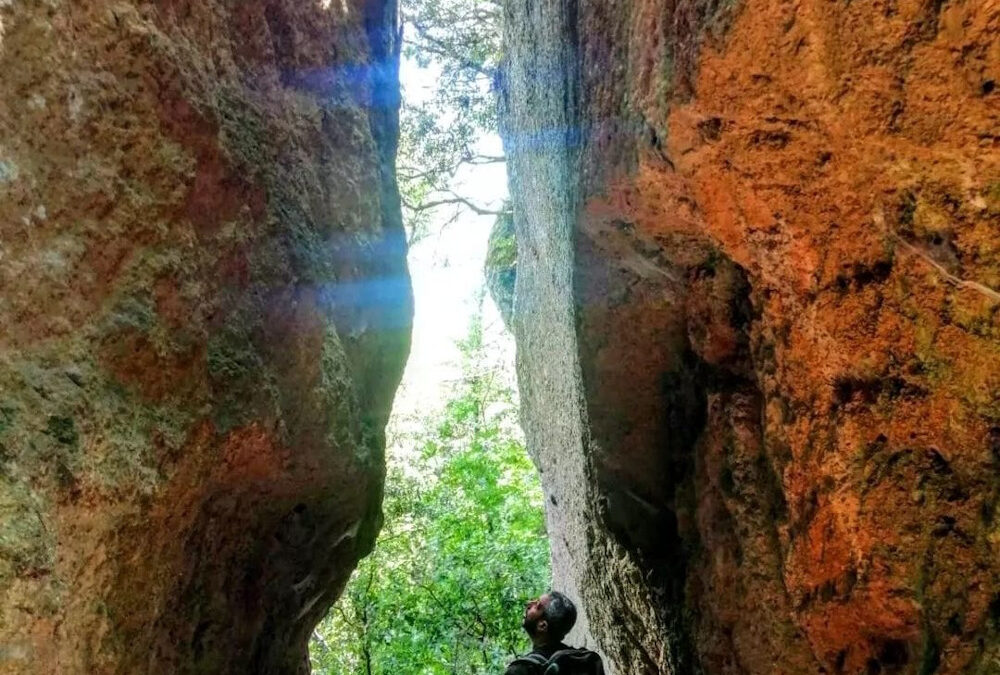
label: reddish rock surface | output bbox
[503,0,999,671]
[0,2,409,673]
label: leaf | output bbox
[311,304,550,673]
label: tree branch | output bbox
[311,630,332,654]
[407,21,497,78]
[402,191,509,216]
[398,154,504,182]
[463,155,505,165]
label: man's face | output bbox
[522,594,551,636]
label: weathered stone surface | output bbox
[0,2,410,672]
[502,0,1000,671]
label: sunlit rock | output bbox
[501,0,1000,671]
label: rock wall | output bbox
[502,0,1000,671]
[0,1,410,673]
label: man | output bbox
[504,591,604,675]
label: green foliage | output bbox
[310,313,549,674]
[398,0,506,241]
[485,209,516,270]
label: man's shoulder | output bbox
[547,647,606,672]
[504,659,541,675]
[505,652,548,675]
[506,647,603,674]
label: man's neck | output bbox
[530,636,562,651]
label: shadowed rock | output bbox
[0,2,410,672]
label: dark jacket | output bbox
[504,642,571,675]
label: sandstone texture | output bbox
[502,0,1000,672]
[0,1,410,673]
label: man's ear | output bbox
[537,620,548,634]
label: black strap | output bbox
[509,653,549,671]
[548,649,585,661]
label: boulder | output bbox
[0,2,410,672]
[501,0,1000,671]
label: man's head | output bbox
[522,590,577,644]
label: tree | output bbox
[310,308,550,674]
[397,0,508,243]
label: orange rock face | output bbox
[0,2,409,673]
[503,0,999,671]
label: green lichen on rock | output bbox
[44,416,78,447]
[319,326,368,461]
[0,478,53,586]
[205,313,282,434]
[0,1,411,672]
[0,406,15,436]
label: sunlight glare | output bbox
[389,54,511,435]
[318,0,350,16]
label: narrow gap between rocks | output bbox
[309,0,553,670]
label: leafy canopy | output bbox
[397,0,506,242]
[310,309,550,674]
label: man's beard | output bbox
[522,615,540,636]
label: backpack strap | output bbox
[509,653,549,673]
[547,649,583,661]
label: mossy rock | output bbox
[484,207,516,330]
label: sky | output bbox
[387,56,514,428]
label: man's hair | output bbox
[544,591,577,640]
